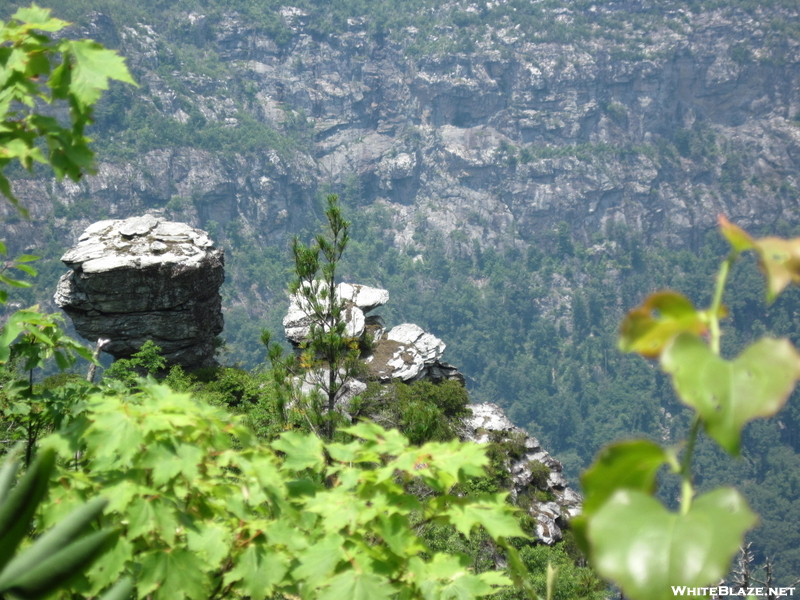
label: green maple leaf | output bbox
[223,544,288,600]
[186,523,232,569]
[272,431,325,472]
[85,535,133,593]
[138,550,209,600]
[291,534,346,589]
[86,413,144,468]
[377,513,425,557]
[10,6,68,31]
[126,496,159,540]
[317,570,395,600]
[141,444,182,486]
[62,40,136,108]
[444,495,526,540]
[438,572,503,598]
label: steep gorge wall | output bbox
[3,4,800,258]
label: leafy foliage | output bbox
[662,333,800,454]
[354,379,470,445]
[0,5,134,214]
[4,3,800,595]
[719,215,800,303]
[102,340,167,386]
[574,218,800,599]
[0,294,96,465]
[41,383,539,599]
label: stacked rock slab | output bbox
[54,215,224,369]
[283,282,388,345]
[463,403,582,545]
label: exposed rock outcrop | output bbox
[281,284,579,543]
[5,6,800,268]
[366,323,456,383]
[463,403,582,545]
[283,282,464,384]
[54,215,224,369]
[283,282,386,345]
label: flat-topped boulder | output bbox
[54,215,224,369]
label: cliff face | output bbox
[3,3,800,257]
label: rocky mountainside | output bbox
[462,402,582,545]
[280,278,580,544]
[3,1,800,258]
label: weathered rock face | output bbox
[55,215,224,369]
[4,6,800,262]
[463,403,582,545]
[283,281,464,384]
[367,323,455,383]
[283,282,386,345]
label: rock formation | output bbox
[6,6,800,262]
[55,215,224,369]
[463,403,582,545]
[283,282,464,384]
[283,282,387,345]
[365,323,463,384]
[282,284,579,543]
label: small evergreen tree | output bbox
[288,194,360,440]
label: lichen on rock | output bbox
[55,215,224,369]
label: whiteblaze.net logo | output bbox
[671,586,796,597]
